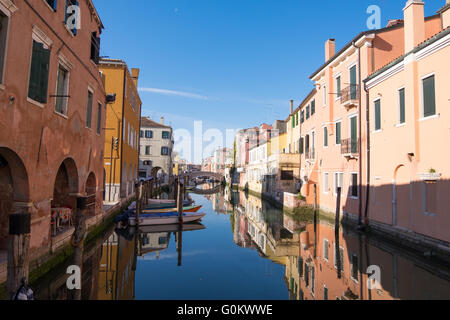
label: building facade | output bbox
[100,59,142,203]
[139,117,174,184]
[0,0,106,265]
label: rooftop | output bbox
[141,117,172,129]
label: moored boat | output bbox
[128,212,206,226]
[142,205,202,214]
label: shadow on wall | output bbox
[341,179,450,244]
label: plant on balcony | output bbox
[429,168,436,174]
[297,193,306,201]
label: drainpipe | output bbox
[363,82,370,226]
[352,41,363,226]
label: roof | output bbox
[365,26,450,84]
[309,14,440,80]
[86,0,104,30]
[286,88,317,120]
[141,117,172,129]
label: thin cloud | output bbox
[139,87,208,100]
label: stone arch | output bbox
[0,148,30,250]
[51,158,79,209]
[85,172,97,216]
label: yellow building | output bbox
[100,59,142,203]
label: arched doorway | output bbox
[51,158,78,236]
[85,172,97,217]
[0,148,30,251]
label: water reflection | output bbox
[32,189,450,300]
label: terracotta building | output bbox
[99,59,142,203]
[0,0,106,269]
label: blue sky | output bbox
[94,0,443,162]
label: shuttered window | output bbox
[96,103,102,134]
[299,137,304,154]
[306,105,310,119]
[335,122,341,145]
[323,126,328,147]
[422,75,436,118]
[86,90,93,128]
[336,76,341,98]
[28,40,51,104]
[162,131,170,139]
[0,11,8,84]
[374,99,381,130]
[161,147,169,155]
[311,99,315,115]
[300,110,304,123]
[90,32,101,64]
[55,65,69,115]
[399,88,405,124]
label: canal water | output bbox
[33,189,450,300]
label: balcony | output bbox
[341,138,359,159]
[340,84,359,109]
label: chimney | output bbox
[131,68,140,88]
[439,0,450,29]
[325,39,335,61]
[160,116,164,125]
[290,100,294,114]
[403,0,425,52]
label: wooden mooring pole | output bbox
[177,178,184,225]
[313,184,318,259]
[7,212,31,299]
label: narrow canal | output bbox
[33,189,450,300]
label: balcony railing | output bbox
[341,138,359,158]
[305,148,315,160]
[340,84,359,108]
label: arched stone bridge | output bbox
[179,171,224,181]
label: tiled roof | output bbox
[286,88,317,120]
[141,117,171,129]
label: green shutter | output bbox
[350,65,357,100]
[351,117,357,153]
[423,76,436,117]
[336,122,341,145]
[28,41,50,103]
[311,100,315,115]
[324,127,328,147]
[291,116,295,128]
[375,100,381,130]
[399,88,405,124]
[306,105,310,119]
[337,76,341,97]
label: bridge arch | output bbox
[179,171,224,181]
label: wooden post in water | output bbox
[313,184,318,259]
[335,187,342,279]
[177,225,183,267]
[6,212,31,299]
[177,178,184,225]
[69,196,88,300]
[135,181,142,230]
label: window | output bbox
[298,258,303,278]
[311,266,315,294]
[299,137,304,155]
[351,253,358,281]
[143,160,152,166]
[281,170,294,181]
[374,99,381,130]
[291,115,295,128]
[350,65,357,99]
[323,239,329,261]
[304,265,309,287]
[46,0,57,11]
[334,172,343,196]
[85,90,93,128]
[162,131,170,139]
[0,11,9,84]
[64,0,79,36]
[161,147,169,155]
[399,88,405,124]
[90,32,101,64]
[140,130,143,138]
[145,130,153,138]
[323,126,328,147]
[96,103,102,134]
[300,110,305,123]
[145,146,151,155]
[422,75,436,117]
[351,173,358,198]
[323,286,328,300]
[323,173,329,194]
[311,100,315,115]
[424,181,437,215]
[55,64,69,115]
[336,76,341,98]
[28,40,51,104]
[295,112,299,126]
[323,85,327,106]
[335,122,341,145]
[306,105,310,119]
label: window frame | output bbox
[323,172,329,194]
[421,73,437,120]
[85,87,94,129]
[350,172,358,199]
[96,101,102,135]
[334,172,344,196]
[54,63,70,116]
[335,121,342,145]
[398,86,406,125]
[0,6,12,85]
[373,98,382,132]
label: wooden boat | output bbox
[143,200,193,210]
[142,205,202,214]
[128,212,206,226]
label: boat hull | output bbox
[129,213,205,226]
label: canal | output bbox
[32,189,450,300]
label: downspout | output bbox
[363,82,370,226]
[119,68,126,197]
[352,41,363,226]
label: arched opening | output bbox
[85,172,97,217]
[0,148,30,255]
[51,158,79,236]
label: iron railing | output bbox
[341,138,359,155]
[340,84,360,105]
